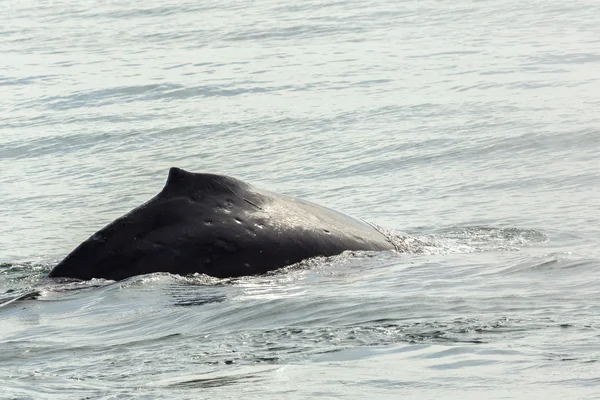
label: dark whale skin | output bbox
[48,167,394,281]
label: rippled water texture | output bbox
[1,0,600,398]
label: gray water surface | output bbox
[1,0,600,399]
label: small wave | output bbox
[182,316,540,367]
[157,367,277,389]
[365,222,548,255]
[0,290,40,308]
[0,261,50,278]
[486,252,600,277]
[437,226,548,245]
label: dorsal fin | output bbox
[165,167,196,188]
[161,167,248,198]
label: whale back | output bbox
[48,168,394,281]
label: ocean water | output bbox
[1,0,600,398]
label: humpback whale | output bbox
[48,168,394,281]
